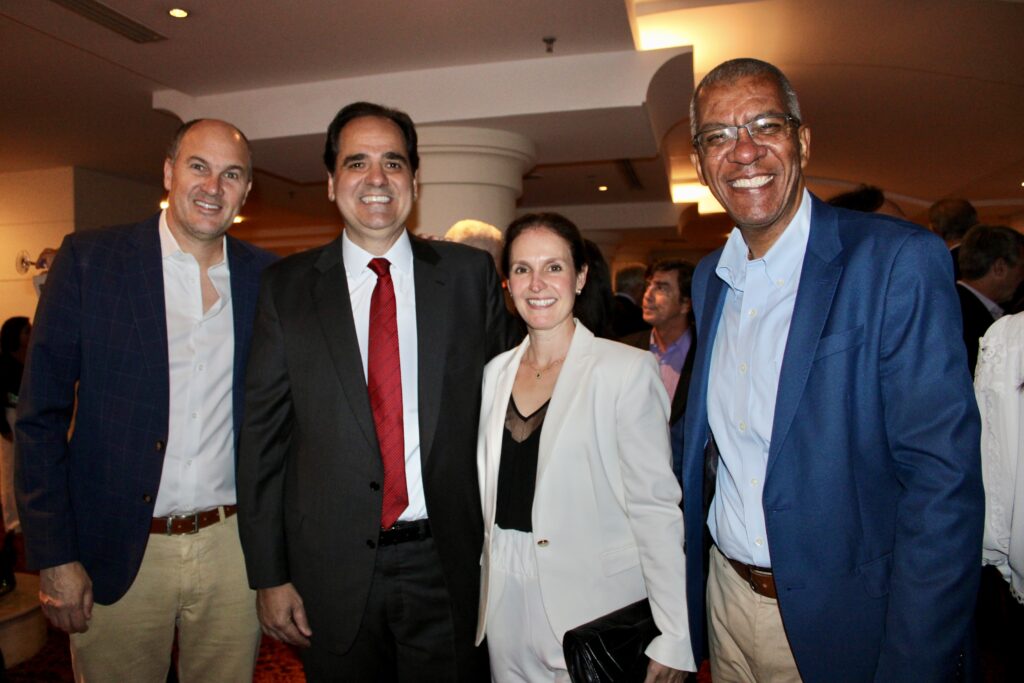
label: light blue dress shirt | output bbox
[707,189,812,567]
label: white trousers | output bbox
[487,526,571,683]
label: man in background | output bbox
[929,197,979,280]
[612,263,649,337]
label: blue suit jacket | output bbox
[681,197,983,682]
[15,213,276,604]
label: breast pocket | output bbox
[813,325,865,361]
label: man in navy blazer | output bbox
[16,120,276,681]
[681,59,983,682]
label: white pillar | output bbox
[412,127,536,236]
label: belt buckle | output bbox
[167,512,201,535]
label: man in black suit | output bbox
[237,102,510,682]
[956,224,1024,373]
[621,259,696,483]
[612,263,650,337]
[16,119,275,681]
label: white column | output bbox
[412,127,536,236]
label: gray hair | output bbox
[445,219,503,265]
[689,58,801,138]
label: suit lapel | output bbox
[124,216,170,380]
[311,238,379,453]
[766,198,843,477]
[536,323,593,482]
[412,237,448,464]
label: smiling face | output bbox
[691,75,810,251]
[327,116,418,255]
[163,120,251,249]
[507,226,588,334]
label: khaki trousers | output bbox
[707,546,802,683]
[70,511,260,683]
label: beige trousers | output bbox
[707,546,802,683]
[70,511,260,683]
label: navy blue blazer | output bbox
[15,213,276,604]
[681,197,983,682]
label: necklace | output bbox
[523,356,565,380]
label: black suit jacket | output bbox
[237,234,510,676]
[15,214,275,603]
[956,283,996,375]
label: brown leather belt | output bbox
[150,505,238,535]
[726,555,777,599]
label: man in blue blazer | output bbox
[681,59,983,682]
[16,119,276,681]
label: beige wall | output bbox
[0,167,162,324]
[0,168,76,323]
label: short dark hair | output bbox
[166,119,253,177]
[647,259,695,301]
[690,58,801,138]
[929,198,978,242]
[502,212,586,280]
[959,225,1024,280]
[323,102,419,174]
[0,317,29,356]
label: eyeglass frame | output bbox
[692,114,802,154]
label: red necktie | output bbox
[367,258,407,528]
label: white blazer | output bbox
[475,323,695,672]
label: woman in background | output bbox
[0,316,30,594]
[475,213,693,682]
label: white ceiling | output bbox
[2,0,1023,257]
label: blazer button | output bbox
[155,440,165,452]
[369,481,380,491]
[366,539,377,549]
[142,494,153,503]
[536,539,549,547]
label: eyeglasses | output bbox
[692,114,800,153]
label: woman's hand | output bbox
[644,658,687,683]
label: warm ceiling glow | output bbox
[671,182,725,214]
[159,199,169,209]
[598,185,608,192]
[233,216,244,224]
[168,8,189,19]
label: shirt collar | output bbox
[342,228,414,279]
[158,210,228,267]
[958,281,1005,319]
[649,326,693,358]
[715,188,812,293]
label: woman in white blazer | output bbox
[475,213,694,682]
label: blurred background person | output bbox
[612,263,649,338]
[0,316,30,595]
[827,184,905,218]
[446,218,516,314]
[974,312,1024,682]
[475,212,693,683]
[929,198,979,281]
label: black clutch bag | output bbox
[562,599,659,683]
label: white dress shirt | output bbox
[342,230,425,521]
[707,189,812,567]
[154,211,236,516]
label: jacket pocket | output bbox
[601,544,641,576]
[857,552,892,598]
[813,325,865,361]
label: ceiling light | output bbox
[168,8,188,19]
[598,185,608,192]
[671,182,725,215]
[159,199,169,209]
[233,216,244,224]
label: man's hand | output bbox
[644,659,687,683]
[257,583,312,647]
[39,561,93,633]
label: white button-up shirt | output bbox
[707,189,812,567]
[342,229,425,521]
[153,211,236,516]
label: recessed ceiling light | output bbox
[168,8,189,19]
[598,185,608,192]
